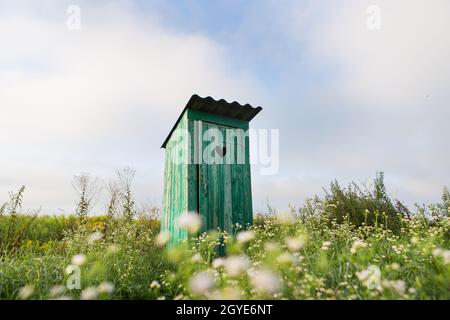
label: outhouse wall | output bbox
[161,112,189,244]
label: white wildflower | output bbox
[212,258,224,269]
[71,254,87,266]
[18,284,34,300]
[249,268,282,295]
[285,236,306,252]
[356,270,371,282]
[155,231,170,247]
[432,248,443,257]
[236,230,255,244]
[97,281,114,294]
[191,253,203,263]
[321,241,332,251]
[389,263,401,270]
[88,231,103,244]
[391,280,406,295]
[382,279,407,295]
[150,280,161,289]
[432,248,450,264]
[188,272,215,296]
[433,248,450,265]
[177,212,202,234]
[350,240,367,254]
[49,285,65,298]
[408,287,417,294]
[356,266,381,290]
[224,255,252,277]
[442,250,450,264]
[80,287,98,300]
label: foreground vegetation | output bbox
[0,172,449,300]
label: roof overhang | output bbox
[161,94,262,148]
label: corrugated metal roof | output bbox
[161,94,262,148]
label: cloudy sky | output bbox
[1,0,449,214]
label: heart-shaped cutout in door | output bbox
[215,145,227,157]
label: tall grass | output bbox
[0,172,448,300]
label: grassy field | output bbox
[0,174,449,300]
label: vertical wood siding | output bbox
[162,110,254,245]
[161,112,189,245]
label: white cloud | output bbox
[299,0,450,107]
[0,2,261,213]
[0,0,448,213]
[249,0,450,208]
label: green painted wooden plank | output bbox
[199,123,210,232]
[223,163,232,233]
[198,158,207,232]
[162,113,190,245]
[187,118,198,213]
[188,110,249,130]
[243,132,253,227]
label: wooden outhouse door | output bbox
[198,121,250,234]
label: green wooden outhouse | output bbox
[161,94,262,244]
